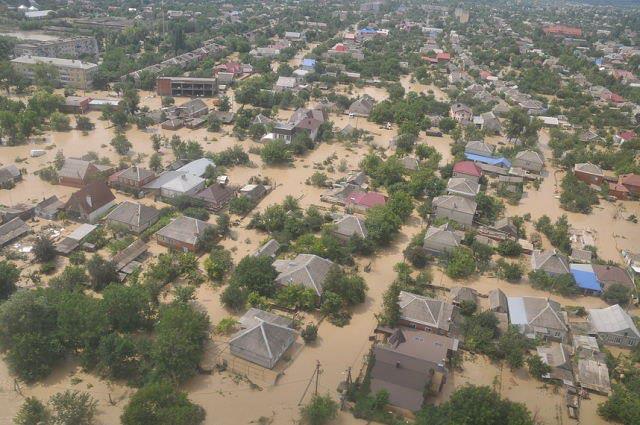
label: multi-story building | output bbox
[11,56,98,89]
[156,77,218,97]
[14,37,99,59]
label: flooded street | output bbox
[1,89,638,425]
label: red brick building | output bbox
[573,163,604,185]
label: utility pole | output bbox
[298,361,321,405]
[340,367,352,410]
[314,360,321,396]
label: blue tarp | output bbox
[302,59,316,68]
[570,263,602,292]
[464,153,512,168]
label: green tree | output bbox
[218,96,231,112]
[75,116,94,132]
[230,255,278,297]
[301,323,318,344]
[365,205,402,245]
[121,382,205,425]
[50,112,71,131]
[111,133,132,155]
[49,390,97,425]
[149,152,163,172]
[446,247,476,278]
[33,235,56,263]
[527,354,551,380]
[95,333,140,381]
[102,283,153,332]
[415,385,534,425]
[151,303,209,384]
[0,260,19,300]
[300,394,338,425]
[220,284,247,311]
[260,139,292,165]
[14,397,50,425]
[204,247,233,282]
[86,255,119,291]
[602,283,632,305]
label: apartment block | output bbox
[14,37,99,59]
[156,77,218,97]
[11,56,98,89]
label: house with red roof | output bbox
[543,25,582,37]
[614,130,636,145]
[346,191,386,212]
[436,52,451,62]
[620,174,640,196]
[452,161,482,182]
[608,182,630,200]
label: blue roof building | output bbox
[464,153,512,168]
[301,58,316,70]
[570,263,602,293]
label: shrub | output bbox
[301,324,318,343]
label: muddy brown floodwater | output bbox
[0,89,638,425]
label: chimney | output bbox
[395,362,401,368]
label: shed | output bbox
[0,218,30,247]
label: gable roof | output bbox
[432,195,477,215]
[273,254,335,296]
[65,181,115,214]
[276,76,297,88]
[176,158,215,177]
[59,158,98,180]
[193,184,235,205]
[507,296,567,332]
[423,223,462,249]
[253,239,281,258]
[453,161,482,177]
[106,201,160,228]
[111,239,148,271]
[446,177,479,197]
[333,214,368,239]
[620,173,640,188]
[574,162,603,176]
[346,191,386,208]
[118,166,155,183]
[398,291,459,332]
[0,164,20,184]
[0,217,29,246]
[592,265,634,289]
[465,140,495,155]
[532,249,570,274]
[161,173,205,193]
[588,305,640,338]
[515,150,544,164]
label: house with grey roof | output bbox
[176,158,215,178]
[397,291,462,337]
[531,249,570,276]
[493,217,519,238]
[446,177,479,199]
[432,195,477,226]
[273,254,335,297]
[229,308,297,369]
[0,217,30,247]
[464,140,495,157]
[58,158,111,187]
[588,304,640,347]
[574,162,605,185]
[400,156,420,171]
[252,239,281,258]
[347,95,375,117]
[536,343,574,385]
[35,195,65,220]
[448,286,478,306]
[115,166,156,189]
[0,164,21,187]
[512,150,544,173]
[370,328,458,412]
[160,173,205,199]
[332,214,367,241]
[422,223,463,255]
[274,76,298,92]
[155,215,212,252]
[105,201,160,234]
[489,288,508,313]
[507,296,568,342]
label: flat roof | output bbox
[11,55,98,70]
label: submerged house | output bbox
[273,254,335,297]
[64,181,116,223]
[397,291,461,337]
[105,201,160,234]
[588,304,640,347]
[507,296,568,342]
[422,223,463,255]
[155,216,212,252]
[229,308,296,369]
[531,249,570,277]
[370,328,459,412]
